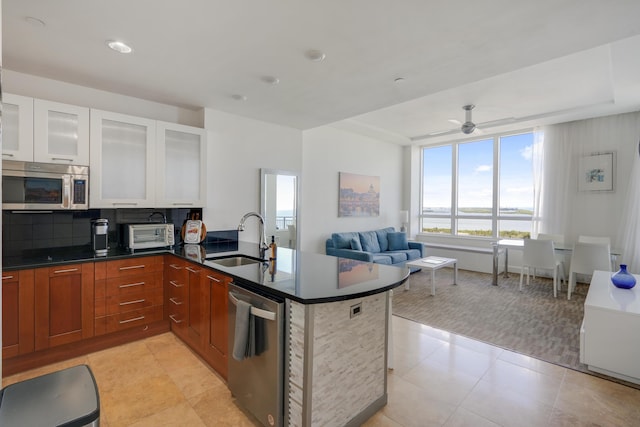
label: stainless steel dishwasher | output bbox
[228,283,284,427]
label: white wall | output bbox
[301,125,405,254]
[203,109,302,242]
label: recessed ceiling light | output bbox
[25,16,46,27]
[231,94,248,101]
[305,49,326,62]
[260,75,280,85]
[107,40,133,54]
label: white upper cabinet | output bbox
[2,94,34,161]
[34,99,90,165]
[156,121,207,208]
[90,109,157,208]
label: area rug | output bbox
[392,268,640,389]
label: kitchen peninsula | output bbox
[2,240,409,427]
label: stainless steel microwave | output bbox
[2,160,89,210]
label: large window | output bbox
[421,131,534,239]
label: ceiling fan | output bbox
[414,104,516,140]
[446,104,480,134]
[459,104,477,134]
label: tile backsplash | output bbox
[2,208,201,257]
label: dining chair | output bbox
[519,238,565,298]
[537,233,565,245]
[567,242,611,300]
[577,235,614,270]
[536,233,567,277]
[577,235,611,247]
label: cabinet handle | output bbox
[169,297,183,305]
[53,268,79,274]
[186,267,199,273]
[119,264,145,271]
[206,275,221,283]
[169,264,183,270]
[169,314,183,324]
[169,280,183,288]
[120,298,145,306]
[2,275,14,280]
[120,315,145,324]
[51,157,73,162]
[119,281,145,288]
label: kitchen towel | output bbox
[232,299,253,361]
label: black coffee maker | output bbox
[91,219,109,256]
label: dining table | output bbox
[491,239,620,286]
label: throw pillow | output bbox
[388,232,409,251]
[359,230,381,253]
[350,238,363,251]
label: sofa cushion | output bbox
[359,231,381,253]
[389,249,422,261]
[372,254,392,265]
[350,238,363,251]
[375,227,395,252]
[386,252,408,263]
[387,232,409,250]
[332,232,360,250]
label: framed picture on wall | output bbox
[338,172,380,217]
[578,151,615,192]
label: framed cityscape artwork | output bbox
[578,151,615,192]
[339,172,380,217]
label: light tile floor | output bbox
[4,316,640,426]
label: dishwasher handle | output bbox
[228,292,277,321]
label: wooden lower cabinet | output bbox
[202,269,230,379]
[34,263,95,351]
[2,269,35,358]
[3,253,230,379]
[95,256,164,335]
[165,255,230,379]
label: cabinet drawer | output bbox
[204,269,233,285]
[104,256,163,278]
[43,263,85,277]
[105,272,162,296]
[167,297,186,326]
[105,288,163,314]
[103,306,163,334]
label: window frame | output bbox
[419,129,534,240]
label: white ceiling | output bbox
[4,1,640,145]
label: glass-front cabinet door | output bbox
[156,121,207,208]
[90,109,156,208]
[2,93,34,161]
[34,99,90,165]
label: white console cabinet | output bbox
[581,270,640,385]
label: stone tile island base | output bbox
[286,292,388,426]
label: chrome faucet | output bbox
[238,212,269,254]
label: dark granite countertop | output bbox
[3,241,409,304]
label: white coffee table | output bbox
[405,256,458,296]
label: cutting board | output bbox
[181,219,206,244]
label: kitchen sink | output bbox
[206,256,263,267]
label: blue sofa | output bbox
[325,227,423,267]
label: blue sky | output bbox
[423,132,534,209]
